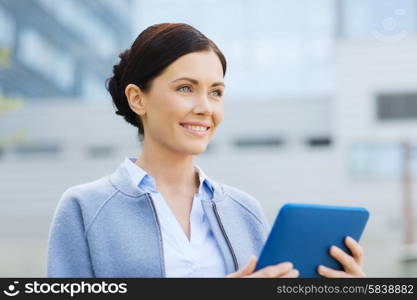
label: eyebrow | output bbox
[171,77,225,88]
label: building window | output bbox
[377,92,417,120]
[17,29,75,89]
[14,142,61,156]
[348,142,417,179]
[233,136,285,149]
[0,6,15,48]
[305,136,332,147]
[38,0,117,58]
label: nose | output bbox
[192,92,213,116]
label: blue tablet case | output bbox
[255,203,370,277]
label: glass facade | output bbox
[135,0,417,100]
[136,0,337,100]
[0,0,133,100]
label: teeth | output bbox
[182,124,208,131]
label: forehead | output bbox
[159,51,224,82]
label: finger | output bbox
[280,269,300,278]
[248,262,293,278]
[345,236,363,266]
[226,256,257,278]
[329,245,361,274]
[227,256,256,278]
[318,265,352,278]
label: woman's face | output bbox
[141,50,225,155]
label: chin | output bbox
[181,143,208,155]
[190,146,207,155]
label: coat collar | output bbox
[108,159,225,202]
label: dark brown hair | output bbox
[106,23,227,140]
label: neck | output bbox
[135,139,199,194]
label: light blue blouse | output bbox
[123,157,227,277]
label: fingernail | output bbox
[283,262,293,269]
[318,265,326,272]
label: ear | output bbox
[125,83,146,116]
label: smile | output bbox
[180,123,210,137]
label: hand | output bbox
[318,236,366,278]
[226,256,299,278]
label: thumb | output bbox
[226,255,257,278]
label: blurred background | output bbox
[1,0,417,277]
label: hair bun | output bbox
[113,49,130,81]
[106,49,139,128]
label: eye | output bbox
[178,85,192,93]
[210,89,223,97]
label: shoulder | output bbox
[62,175,117,203]
[54,175,119,230]
[218,182,269,227]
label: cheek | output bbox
[148,95,189,129]
[213,103,224,126]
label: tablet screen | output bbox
[255,203,370,277]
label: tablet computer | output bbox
[255,203,370,277]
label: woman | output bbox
[47,23,365,278]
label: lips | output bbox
[180,122,211,129]
[179,122,211,136]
